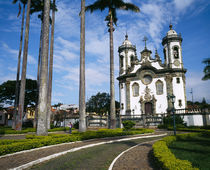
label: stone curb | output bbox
[10,133,167,170]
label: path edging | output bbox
[10,133,167,170]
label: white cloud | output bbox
[173,0,195,11]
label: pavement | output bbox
[0,131,167,170]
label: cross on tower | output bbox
[142,36,148,49]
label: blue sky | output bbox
[0,0,209,105]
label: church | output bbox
[117,24,187,116]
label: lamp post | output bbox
[168,94,176,135]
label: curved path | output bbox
[0,132,166,170]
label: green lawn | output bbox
[168,133,210,170]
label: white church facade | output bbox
[118,25,187,116]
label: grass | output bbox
[168,133,210,170]
[30,136,162,170]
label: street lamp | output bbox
[168,94,176,135]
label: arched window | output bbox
[156,80,163,95]
[130,55,134,64]
[120,55,124,67]
[163,48,166,61]
[173,47,179,59]
[132,83,139,97]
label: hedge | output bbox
[0,128,154,156]
[153,133,199,170]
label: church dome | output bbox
[122,34,132,45]
[167,24,177,36]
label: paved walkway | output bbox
[0,131,167,170]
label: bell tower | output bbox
[118,34,137,75]
[162,24,183,69]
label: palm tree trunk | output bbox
[109,11,116,129]
[37,0,51,135]
[79,0,86,132]
[13,4,25,129]
[47,0,56,129]
[16,0,31,131]
[34,21,43,129]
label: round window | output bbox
[143,75,152,85]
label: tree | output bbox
[30,0,57,129]
[86,92,120,116]
[86,0,140,129]
[16,0,32,131]
[47,0,56,129]
[37,0,51,135]
[0,79,38,111]
[79,0,86,132]
[202,58,210,80]
[12,0,27,129]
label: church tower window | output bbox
[156,80,163,95]
[132,83,139,97]
[176,78,180,84]
[120,55,123,67]
[173,46,179,59]
[178,100,182,107]
[130,55,134,64]
[164,48,166,61]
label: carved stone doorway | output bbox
[145,102,153,115]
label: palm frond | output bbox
[123,3,140,12]
[86,0,110,13]
[202,58,210,65]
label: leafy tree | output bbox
[0,79,38,110]
[202,58,210,80]
[86,0,140,129]
[86,92,120,116]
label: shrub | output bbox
[0,128,153,156]
[122,120,136,130]
[73,121,79,129]
[153,133,199,170]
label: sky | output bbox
[0,0,209,106]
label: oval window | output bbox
[143,75,152,85]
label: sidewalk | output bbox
[0,131,167,170]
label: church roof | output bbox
[122,34,132,45]
[167,24,177,36]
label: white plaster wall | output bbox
[129,77,168,115]
[172,77,186,109]
[153,78,168,113]
[151,62,164,70]
[192,115,204,126]
[120,83,126,115]
[169,42,182,69]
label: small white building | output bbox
[118,25,187,116]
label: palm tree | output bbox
[202,58,210,80]
[86,0,140,129]
[16,0,32,131]
[36,0,51,135]
[47,0,56,129]
[79,0,86,132]
[12,0,27,129]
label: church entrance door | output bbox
[145,102,153,115]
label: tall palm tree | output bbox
[16,0,32,131]
[47,0,56,129]
[202,58,210,80]
[86,0,140,129]
[79,0,86,132]
[36,0,51,135]
[12,0,27,129]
